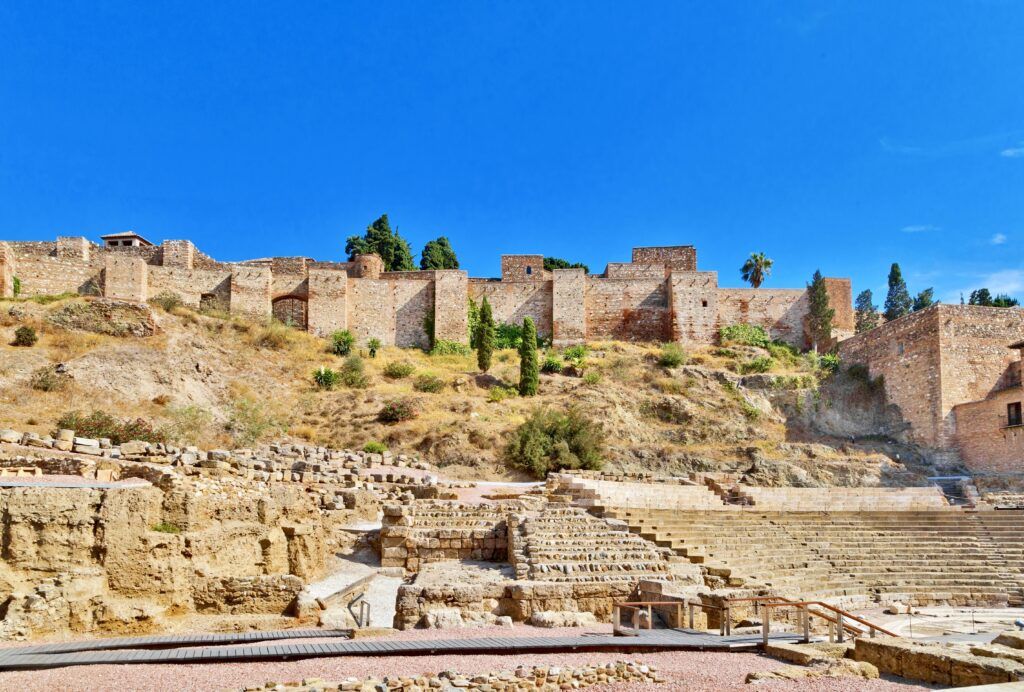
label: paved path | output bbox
[0,627,803,671]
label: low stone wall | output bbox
[380,502,513,571]
[853,637,1024,686]
[192,575,304,615]
[394,579,634,630]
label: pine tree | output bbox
[518,317,539,396]
[420,236,459,270]
[806,270,835,352]
[969,288,994,306]
[912,288,936,312]
[854,289,879,333]
[883,263,912,321]
[344,214,416,271]
[477,298,495,373]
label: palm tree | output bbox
[741,252,773,289]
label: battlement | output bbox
[1,233,854,349]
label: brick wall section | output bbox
[501,255,547,282]
[717,288,808,347]
[825,278,855,340]
[839,305,1024,454]
[149,267,232,307]
[838,308,944,446]
[353,254,383,279]
[631,246,696,271]
[954,384,1024,473]
[9,254,104,296]
[585,278,670,341]
[0,242,13,298]
[229,266,272,316]
[469,279,553,338]
[306,268,348,337]
[103,255,149,302]
[161,240,195,269]
[348,278,433,347]
[271,273,308,299]
[669,271,719,343]
[432,270,470,344]
[604,263,667,279]
[552,269,587,346]
[56,236,92,261]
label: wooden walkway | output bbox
[0,627,803,671]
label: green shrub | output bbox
[495,323,524,350]
[165,405,214,445]
[739,356,775,374]
[226,397,284,447]
[488,385,519,403]
[505,407,605,478]
[367,337,382,357]
[313,366,341,390]
[29,366,70,392]
[150,522,181,534]
[540,355,562,374]
[561,344,588,368]
[339,355,369,388]
[55,410,168,444]
[658,343,686,368]
[582,370,602,385]
[150,291,183,312]
[430,340,471,356]
[413,373,445,393]
[383,361,415,379]
[12,277,20,297]
[363,440,388,454]
[713,347,738,358]
[12,325,37,347]
[379,398,418,423]
[720,324,770,348]
[818,352,841,374]
[765,341,802,367]
[740,399,761,421]
[252,320,293,350]
[329,330,356,356]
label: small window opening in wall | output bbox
[701,299,708,308]
[526,266,532,275]
[897,342,905,356]
[1009,402,1023,428]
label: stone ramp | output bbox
[0,627,806,671]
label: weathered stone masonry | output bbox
[0,235,853,348]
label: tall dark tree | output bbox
[420,236,459,270]
[477,298,495,373]
[883,263,912,322]
[806,270,835,352]
[543,257,589,274]
[969,288,994,306]
[740,252,774,289]
[993,294,1020,308]
[345,214,416,271]
[854,289,879,334]
[518,317,539,396]
[912,288,936,312]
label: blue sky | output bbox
[1,2,1023,303]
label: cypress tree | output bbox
[477,297,495,373]
[518,317,539,396]
[883,263,912,321]
[806,270,835,353]
[854,289,879,334]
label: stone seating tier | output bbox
[601,508,1024,607]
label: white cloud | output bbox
[1001,146,1024,158]
[991,233,1008,245]
[901,224,938,233]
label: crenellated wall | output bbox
[3,236,854,349]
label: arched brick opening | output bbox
[272,295,308,329]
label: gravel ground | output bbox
[0,625,935,691]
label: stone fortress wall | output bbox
[0,235,854,349]
[839,304,1024,473]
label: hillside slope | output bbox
[0,296,937,484]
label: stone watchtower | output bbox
[354,254,384,279]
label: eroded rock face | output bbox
[46,299,157,338]
[529,610,598,628]
[0,478,333,639]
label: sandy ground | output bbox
[0,625,935,692]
